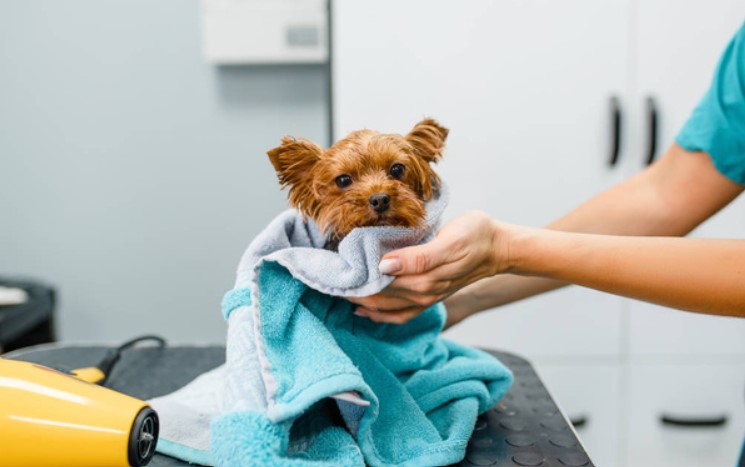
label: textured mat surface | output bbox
[6,344,594,467]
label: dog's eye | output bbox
[389,163,405,180]
[335,174,353,188]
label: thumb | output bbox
[379,240,448,276]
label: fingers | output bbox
[380,236,455,276]
[385,264,464,297]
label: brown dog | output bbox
[267,118,448,250]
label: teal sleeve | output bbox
[675,21,745,185]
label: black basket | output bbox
[0,277,56,353]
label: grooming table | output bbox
[5,345,595,467]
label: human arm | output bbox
[506,225,745,318]
[350,144,744,324]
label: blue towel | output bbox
[151,184,513,466]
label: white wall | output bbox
[0,1,329,344]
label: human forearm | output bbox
[447,145,744,317]
[444,274,564,325]
[444,174,662,317]
[510,228,745,317]
[445,156,688,317]
[445,167,684,316]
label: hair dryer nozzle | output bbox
[129,407,159,466]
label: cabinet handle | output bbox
[570,415,588,429]
[645,96,658,165]
[608,96,622,167]
[659,413,728,428]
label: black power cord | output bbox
[94,335,166,386]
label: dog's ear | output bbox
[267,136,324,215]
[405,118,449,163]
[267,136,323,188]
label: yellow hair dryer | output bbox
[0,339,162,467]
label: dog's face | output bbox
[267,118,448,240]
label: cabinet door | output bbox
[536,363,623,467]
[630,0,745,357]
[333,0,629,359]
[626,362,745,467]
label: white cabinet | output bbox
[626,362,745,467]
[625,5,745,465]
[629,304,745,357]
[333,0,629,361]
[332,1,745,465]
[629,0,745,359]
[634,0,745,163]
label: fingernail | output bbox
[354,308,370,317]
[379,258,402,275]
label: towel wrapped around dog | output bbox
[150,184,513,466]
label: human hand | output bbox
[349,211,512,324]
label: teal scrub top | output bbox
[676,21,745,185]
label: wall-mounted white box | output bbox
[202,0,328,64]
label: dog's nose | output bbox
[369,193,391,213]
